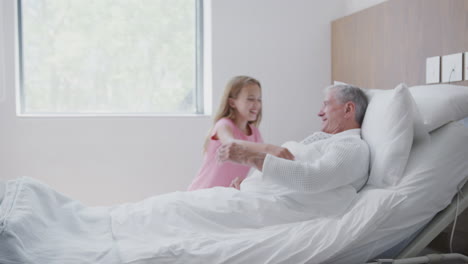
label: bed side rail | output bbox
[368,253,468,264]
[395,179,468,258]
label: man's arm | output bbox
[220,139,368,193]
[261,140,368,193]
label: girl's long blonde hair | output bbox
[203,76,262,152]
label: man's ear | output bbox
[344,102,355,117]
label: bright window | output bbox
[18,0,203,115]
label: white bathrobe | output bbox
[241,128,370,216]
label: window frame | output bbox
[16,0,204,117]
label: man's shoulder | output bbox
[327,134,368,150]
[301,132,332,145]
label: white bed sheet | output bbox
[0,176,403,264]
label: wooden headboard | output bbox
[332,0,468,90]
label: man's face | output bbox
[317,90,346,134]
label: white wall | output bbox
[344,0,387,16]
[0,0,359,206]
[0,1,5,103]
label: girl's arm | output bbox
[216,124,294,160]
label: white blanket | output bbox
[0,177,404,264]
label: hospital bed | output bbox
[1,84,468,264]
[1,110,468,264]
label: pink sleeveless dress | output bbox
[187,118,263,191]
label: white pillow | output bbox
[381,121,468,229]
[361,84,417,187]
[409,84,468,132]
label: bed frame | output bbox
[370,253,468,264]
[366,180,468,263]
[396,180,468,259]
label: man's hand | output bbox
[217,142,267,171]
[266,145,295,160]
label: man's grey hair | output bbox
[325,84,368,125]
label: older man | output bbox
[218,84,370,194]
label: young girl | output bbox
[187,76,293,191]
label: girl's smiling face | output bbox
[230,84,262,123]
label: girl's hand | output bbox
[217,142,249,164]
[217,142,267,171]
[229,177,243,190]
[266,145,295,160]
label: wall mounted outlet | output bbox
[442,53,463,83]
[426,56,440,84]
